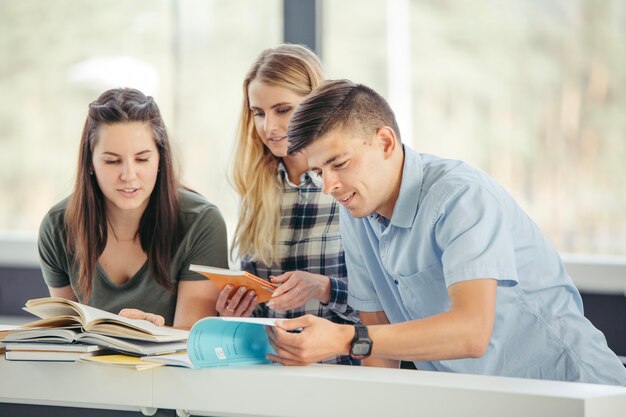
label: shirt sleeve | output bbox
[435,182,519,288]
[178,204,229,281]
[341,210,384,312]
[324,275,348,311]
[37,210,71,288]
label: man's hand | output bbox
[215,285,258,317]
[119,308,165,327]
[267,314,353,366]
[268,271,331,311]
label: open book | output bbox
[0,324,18,341]
[22,297,188,342]
[3,326,186,356]
[190,264,278,303]
[142,317,281,369]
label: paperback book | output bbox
[80,354,164,371]
[142,317,281,369]
[190,264,277,303]
[4,342,104,362]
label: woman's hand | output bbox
[267,271,331,311]
[119,308,165,327]
[215,285,258,317]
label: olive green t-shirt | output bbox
[38,189,228,325]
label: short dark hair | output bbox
[287,79,401,155]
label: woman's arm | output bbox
[172,280,221,330]
[48,285,78,301]
[120,280,221,329]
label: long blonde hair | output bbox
[231,44,325,265]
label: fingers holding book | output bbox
[215,285,258,317]
[267,271,331,310]
[266,314,347,366]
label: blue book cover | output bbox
[142,317,280,368]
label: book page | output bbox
[186,317,277,368]
[2,327,81,343]
[189,265,247,276]
[24,297,116,326]
[0,324,19,341]
[218,317,284,326]
[4,342,102,352]
[6,349,101,362]
[76,333,187,356]
[24,297,189,342]
[19,316,82,329]
[80,354,164,370]
[141,352,193,368]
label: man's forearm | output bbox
[363,356,400,368]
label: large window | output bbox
[0,0,281,242]
[2,0,625,258]
[323,0,626,256]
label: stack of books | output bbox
[3,341,103,362]
[1,297,189,362]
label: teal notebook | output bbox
[142,317,280,368]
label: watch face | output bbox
[352,342,371,356]
[350,325,372,359]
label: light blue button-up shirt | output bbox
[343,146,626,385]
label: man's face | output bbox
[304,128,393,219]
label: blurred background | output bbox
[1,0,625,259]
[0,0,625,382]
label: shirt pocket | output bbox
[394,263,450,318]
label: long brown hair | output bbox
[65,88,181,301]
[231,44,325,265]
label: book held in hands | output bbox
[142,317,281,369]
[189,264,277,302]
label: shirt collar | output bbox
[388,146,423,229]
[277,161,322,188]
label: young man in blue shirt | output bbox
[267,79,626,385]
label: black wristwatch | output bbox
[349,324,373,359]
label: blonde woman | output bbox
[219,44,359,365]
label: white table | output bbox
[0,356,154,415]
[1,357,625,417]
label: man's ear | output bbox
[376,126,398,160]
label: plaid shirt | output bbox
[242,163,360,365]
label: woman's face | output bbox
[91,121,160,217]
[247,79,306,158]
